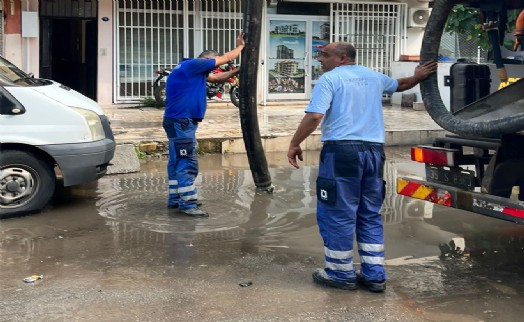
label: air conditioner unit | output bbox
[408,8,432,28]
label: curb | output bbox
[129,128,448,155]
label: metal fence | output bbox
[331,1,407,76]
[115,0,243,102]
[440,31,488,63]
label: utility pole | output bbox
[239,0,273,192]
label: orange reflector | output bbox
[412,147,424,162]
[410,146,457,166]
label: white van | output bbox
[0,56,115,218]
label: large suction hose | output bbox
[420,0,524,138]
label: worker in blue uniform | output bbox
[287,42,437,291]
[163,33,244,217]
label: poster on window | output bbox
[311,21,330,84]
[268,20,306,94]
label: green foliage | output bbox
[445,4,520,50]
[134,145,146,159]
[142,96,164,108]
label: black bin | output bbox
[445,63,491,114]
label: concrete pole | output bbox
[239,0,273,192]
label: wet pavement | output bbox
[2,148,524,321]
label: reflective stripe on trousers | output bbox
[316,141,386,282]
[163,118,199,210]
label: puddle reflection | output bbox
[3,150,524,279]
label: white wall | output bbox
[22,0,39,76]
[405,28,425,56]
[4,34,22,67]
[97,1,113,105]
[4,0,38,72]
[404,0,431,55]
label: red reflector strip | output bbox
[397,178,452,207]
[473,198,524,219]
[501,208,524,219]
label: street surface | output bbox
[1,148,524,321]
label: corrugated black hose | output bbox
[420,0,524,138]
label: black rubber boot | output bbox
[179,207,209,218]
[357,273,386,292]
[312,268,357,291]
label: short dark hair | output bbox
[336,42,356,61]
[199,50,219,58]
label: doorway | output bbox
[266,15,330,101]
[40,18,98,100]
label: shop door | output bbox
[39,0,98,100]
[266,16,330,101]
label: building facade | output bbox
[1,0,431,106]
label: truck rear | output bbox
[398,0,524,224]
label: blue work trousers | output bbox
[162,118,199,210]
[316,141,386,283]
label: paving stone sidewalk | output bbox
[102,100,446,153]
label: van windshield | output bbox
[0,55,40,85]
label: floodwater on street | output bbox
[1,147,524,321]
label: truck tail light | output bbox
[411,146,458,166]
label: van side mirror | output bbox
[0,88,25,115]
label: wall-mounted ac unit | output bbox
[408,8,432,28]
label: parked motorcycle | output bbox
[153,62,239,107]
[152,69,170,106]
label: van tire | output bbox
[0,150,56,218]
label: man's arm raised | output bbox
[214,32,245,67]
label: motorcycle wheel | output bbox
[154,84,166,107]
[230,86,240,107]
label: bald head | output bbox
[317,42,357,71]
[333,42,356,62]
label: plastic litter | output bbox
[23,275,43,283]
[239,281,253,287]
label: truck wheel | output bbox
[154,84,166,107]
[230,86,240,107]
[0,150,56,218]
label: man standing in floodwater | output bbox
[163,33,245,218]
[287,42,437,292]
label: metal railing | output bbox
[115,0,243,102]
[331,1,407,76]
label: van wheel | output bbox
[0,150,56,218]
